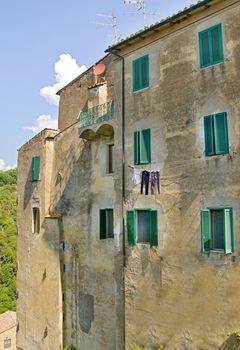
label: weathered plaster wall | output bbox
[17,129,63,350]
[114,1,240,349]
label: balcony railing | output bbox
[79,100,114,128]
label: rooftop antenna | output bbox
[92,14,121,42]
[124,0,160,28]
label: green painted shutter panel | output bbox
[141,55,149,89]
[213,113,228,155]
[201,209,211,252]
[150,210,158,247]
[139,128,151,164]
[204,116,214,156]
[32,156,40,181]
[99,209,106,240]
[133,59,141,91]
[199,30,210,67]
[134,131,139,164]
[211,24,223,63]
[127,210,136,245]
[224,208,233,254]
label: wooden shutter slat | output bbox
[139,128,151,164]
[213,112,229,155]
[127,210,136,245]
[150,210,158,247]
[32,156,40,181]
[211,24,223,63]
[204,115,214,156]
[201,209,211,252]
[100,209,106,240]
[224,208,233,254]
[134,131,139,164]
[141,55,149,89]
[133,58,141,91]
[199,30,210,67]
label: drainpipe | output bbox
[111,50,126,350]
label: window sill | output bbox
[200,60,224,70]
[132,86,150,94]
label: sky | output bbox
[0,0,195,170]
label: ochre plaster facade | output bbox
[17,1,240,349]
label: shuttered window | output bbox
[99,209,114,239]
[134,129,151,165]
[199,23,224,68]
[32,208,40,233]
[201,208,233,254]
[31,156,40,181]
[204,112,229,156]
[127,209,158,246]
[132,55,149,92]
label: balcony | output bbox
[79,100,114,128]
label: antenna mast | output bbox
[124,0,160,28]
[92,13,120,42]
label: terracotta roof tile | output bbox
[0,311,16,334]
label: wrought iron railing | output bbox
[79,100,114,128]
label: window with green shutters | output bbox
[201,208,234,254]
[134,128,151,164]
[204,112,229,156]
[132,54,149,92]
[99,209,114,239]
[199,23,224,68]
[31,156,40,181]
[127,209,158,246]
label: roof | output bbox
[106,0,213,52]
[0,311,16,334]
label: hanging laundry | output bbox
[140,170,150,195]
[133,168,142,185]
[150,171,160,194]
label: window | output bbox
[32,155,40,181]
[204,112,229,156]
[201,208,234,254]
[134,129,151,165]
[107,144,115,174]
[199,23,224,68]
[99,209,114,239]
[32,207,40,233]
[127,209,158,246]
[132,54,149,92]
[4,338,11,348]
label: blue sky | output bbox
[0,0,195,169]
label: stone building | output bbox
[0,311,16,350]
[17,0,240,349]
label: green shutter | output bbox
[100,209,106,240]
[213,112,229,155]
[224,208,233,254]
[134,131,139,164]
[32,156,40,181]
[141,55,149,89]
[201,209,211,252]
[139,128,151,164]
[211,24,223,64]
[199,30,210,67]
[132,58,141,92]
[204,115,214,156]
[150,210,158,247]
[127,210,136,245]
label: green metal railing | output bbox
[79,100,114,128]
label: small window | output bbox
[201,208,234,254]
[32,155,41,181]
[107,144,115,174]
[32,207,40,233]
[132,54,149,92]
[127,209,158,246]
[4,338,11,348]
[134,129,151,165]
[99,209,114,239]
[199,23,224,68]
[204,112,229,156]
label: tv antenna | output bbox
[92,14,121,42]
[124,0,161,28]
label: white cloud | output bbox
[23,114,58,134]
[0,159,16,171]
[40,54,87,105]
